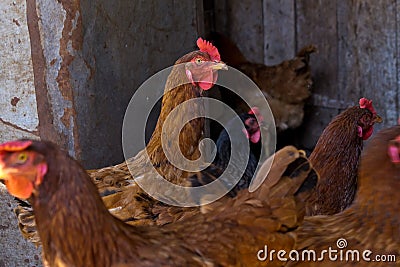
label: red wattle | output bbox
[363,127,374,140]
[5,176,33,199]
[198,71,217,90]
[250,130,261,144]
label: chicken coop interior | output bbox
[1,0,400,266]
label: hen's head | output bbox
[243,107,263,144]
[356,98,382,140]
[178,38,227,90]
[0,140,48,199]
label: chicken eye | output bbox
[195,58,203,65]
[17,152,28,163]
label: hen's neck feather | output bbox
[310,107,364,175]
[32,149,144,266]
[307,107,364,214]
[145,63,205,183]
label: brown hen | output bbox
[207,31,316,132]
[306,98,382,216]
[0,140,317,267]
[291,123,400,266]
[93,38,228,191]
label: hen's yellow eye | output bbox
[17,152,28,163]
[195,58,203,64]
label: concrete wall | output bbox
[0,1,39,140]
[0,0,42,266]
[0,187,42,267]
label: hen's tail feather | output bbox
[14,205,41,247]
[14,197,31,207]
[296,45,318,61]
[256,147,318,229]
[265,151,317,200]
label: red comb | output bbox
[248,107,264,123]
[197,38,221,61]
[359,98,376,115]
[0,140,32,152]
[248,107,260,116]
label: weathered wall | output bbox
[214,0,400,149]
[27,0,84,160]
[0,0,39,141]
[0,0,42,266]
[76,0,203,168]
[0,186,42,267]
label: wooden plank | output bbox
[213,0,227,33]
[338,0,398,130]
[196,0,205,37]
[295,0,339,149]
[213,0,264,63]
[263,0,295,65]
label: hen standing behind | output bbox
[105,107,264,225]
[207,31,316,132]
[193,108,263,193]
[0,140,317,267]
[305,98,382,216]
[291,123,400,266]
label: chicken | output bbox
[92,37,228,191]
[207,31,316,132]
[0,140,317,267]
[205,108,263,192]
[14,37,228,245]
[306,98,382,216]
[290,123,400,266]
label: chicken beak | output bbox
[211,62,228,70]
[298,150,307,157]
[0,159,9,182]
[373,114,383,123]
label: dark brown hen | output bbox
[306,98,382,216]
[207,31,316,132]
[0,141,317,267]
[291,124,400,266]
